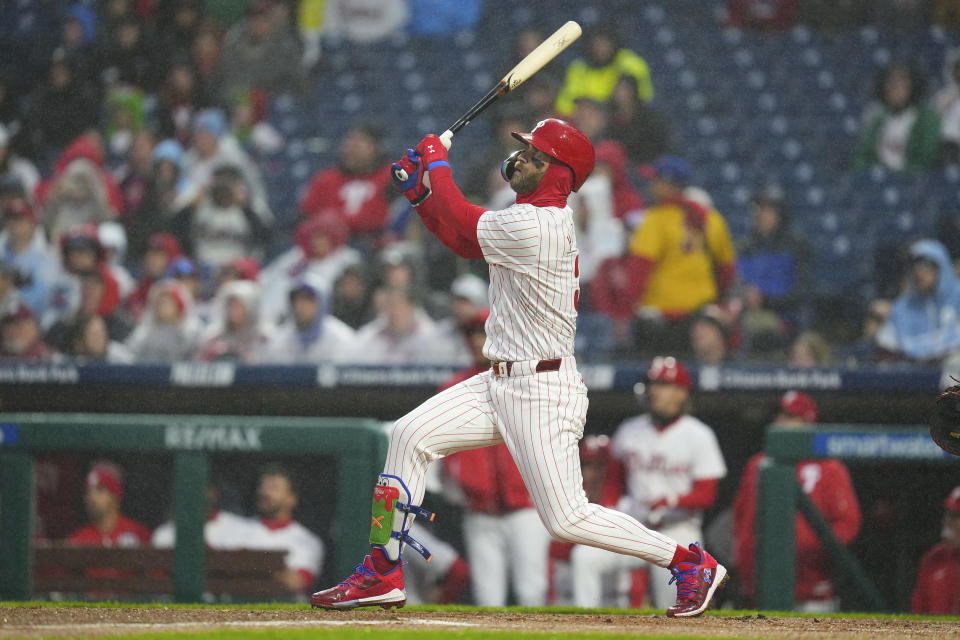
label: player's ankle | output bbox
[669,544,700,568]
[371,546,400,573]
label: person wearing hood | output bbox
[179,108,272,223]
[875,239,960,362]
[854,62,941,172]
[125,278,202,362]
[263,275,357,364]
[736,186,812,356]
[198,278,272,363]
[259,214,360,323]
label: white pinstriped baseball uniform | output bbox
[382,201,679,568]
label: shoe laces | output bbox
[339,556,377,588]
[669,564,698,601]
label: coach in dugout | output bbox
[911,486,960,614]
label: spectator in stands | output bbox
[911,485,960,614]
[56,4,99,87]
[61,312,134,363]
[440,310,551,606]
[47,267,133,349]
[123,141,188,268]
[0,124,39,197]
[98,221,135,301]
[115,128,154,218]
[125,278,202,362]
[299,123,393,247]
[263,275,357,363]
[330,263,376,330]
[0,260,21,316]
[198,278,272,363]
[126,232,183,320]
[726,0,799,31]
[66,461,151,548]
[934,50,960,164]
[152,482,248,550]
[571,358,726,609]
[37,135,122,245]
[875,239,960,363]
[244,464,324,597]
[322,0,409,43]
[25,49,100,168]
[406,0,481,36]
[736,186,812,356]
[624,156,737,357]
[609,74,671,167]
[170,164,271,273]
[0,302,57,361]
[690,305,735,366]
[0,198,57,319]
[734,391,861,612]
[97,14,157,92]
[260,215,360,324]
[212,1,305,105]
[555,24,654,116]
[154,59,212,148]
[854,62,940,172]
[349,284,451,365]
[789,331,833,368]
[180,108,272,223]
[156,0,205,63]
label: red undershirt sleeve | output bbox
[675,478,719,510]
[623,254,655,308]
[415,165,485,259]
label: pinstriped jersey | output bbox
[476,203,579,362]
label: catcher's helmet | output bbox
[511,119,595,191]
[644,356,692,391]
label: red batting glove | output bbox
[391,149,430,206]
[415,134,450,170]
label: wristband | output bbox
[426,160,450,171]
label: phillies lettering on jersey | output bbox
[477,203,579,362]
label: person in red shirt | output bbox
[911,486,960,614]
[66,461,151,548]
[440,309,550,606]
[298,124,393,247]
[733,391,861,612]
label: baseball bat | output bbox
[437,20,582,149]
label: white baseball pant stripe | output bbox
[382,359,678,567]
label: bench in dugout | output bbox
[33,545,287,599]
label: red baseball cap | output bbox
[645,356,692,391]
[944,486,960,513]
[778,390,818,423]
[86,461,124,502]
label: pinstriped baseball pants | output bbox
[382,359,678,567]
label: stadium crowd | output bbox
[0,0,958,367]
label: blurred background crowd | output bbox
[1,0,959,368]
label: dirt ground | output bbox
[1,606,957,639]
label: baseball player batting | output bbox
[309,119,728,617]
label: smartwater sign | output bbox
[812,432,953,459]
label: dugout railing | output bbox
[757,424,959,611]
[0,413,389,602]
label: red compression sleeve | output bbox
[437,557,470,604]
[675,478,719,510]
[416,164,485,258]
[715,262,736,298]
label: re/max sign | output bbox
[164,425,263,451]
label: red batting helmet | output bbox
[645,356,692,391]
[580,434,612,461]
[512,119,595,191]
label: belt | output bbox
[491,358,562,377]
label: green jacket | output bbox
[853,104,941,171]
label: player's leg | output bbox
[506,507,550,606]
[648,522,706,610]
[493,363,726,617]
[462,511,509,606]
[311,373,500,610]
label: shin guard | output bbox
[369,474,436,562]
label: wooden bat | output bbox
[438,20,582,149]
